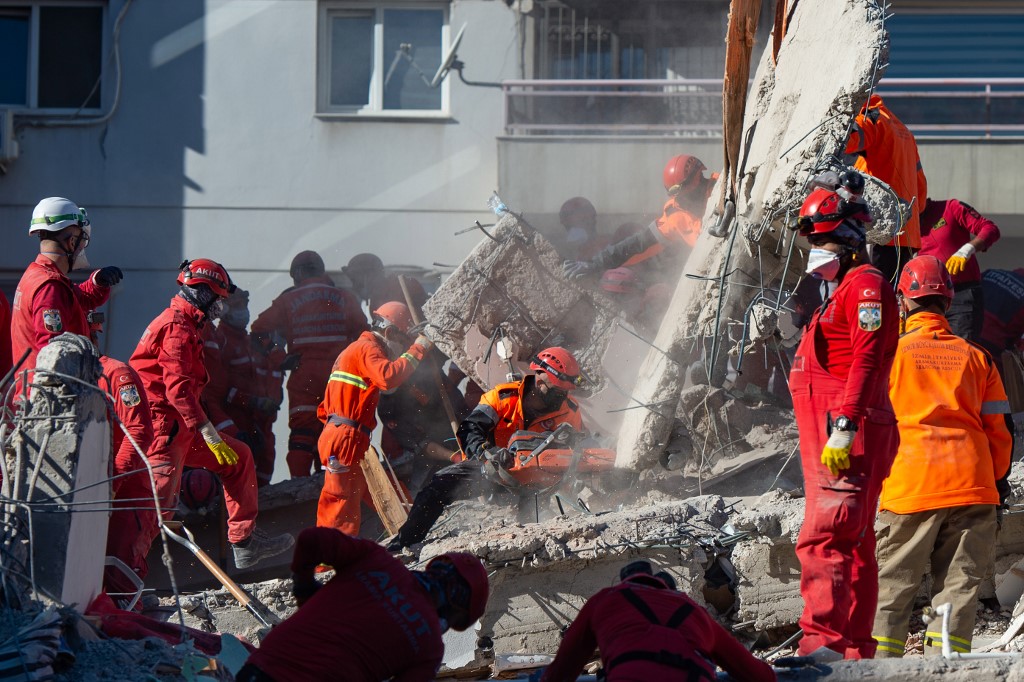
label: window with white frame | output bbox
[0,2,105,111]
[318,2,449,116]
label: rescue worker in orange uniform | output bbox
[342,253,429,313]
[88,312,157,600]
[558,196,609,261]
[844,95,928,282]
[130,259,293,570]
[872,256,1012,658]
[562,155,716,280]
[789,174,900,661]
[316,302,432,535]
[387,347,584,552]
[538,560,776,682]
[11,197,122,387]
[252,251,367,478]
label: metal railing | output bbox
[502,78,1024,138]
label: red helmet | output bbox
[177,259,235,298]
[797,188,870,243]
[663,154,706,194]
[290,250,325,280]
[898,255,954,301]
[372,301,414,335]
[179,468,221,513]
[427,552,489,630]
[600,267,642,296]
[530,346,581,391]
[558,197,597,229]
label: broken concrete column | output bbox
[616,0,890,470]
[3,333,110,610]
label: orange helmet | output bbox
[290,251,325,280]
[427,552,489,631]
[558,197,597,229]
[179,468,221,513]
[177,259,235,298]
[530,346,581,391]
[663,154,706,194]
[796,188,870,245]
[372,301,414,335]
[898,255,954,301]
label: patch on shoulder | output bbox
[858,301,882,332]
[42,309,63,333]
[118,383,142,408]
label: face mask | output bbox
[207,299,225,320]
[566,226,589,245]
[224,307,250,329]
[806,248,841,281]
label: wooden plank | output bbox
[360,445,408,536]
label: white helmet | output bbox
[29,197,90,235]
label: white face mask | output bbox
[806,248,841,281]
[566,226,590,245]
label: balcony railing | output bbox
[502,78,1024,138]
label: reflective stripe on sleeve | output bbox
[329,371,369,390]
[400,352,420,368]
[982,400,1011,415]
[472,402,499,424]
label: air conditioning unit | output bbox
[0,109,19,164]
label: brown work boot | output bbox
[232,529,295,570]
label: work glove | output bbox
[279,353,302,372]
[93,266,124,287]
[251,396,280,415]
[413,334,434,353]
[291,573,321,607]
[562,259,599,280]
[945,243,976,276]
[484,446,514,469]
[199,421,239,466]
[820,429,855,476]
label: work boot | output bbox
[232,528,296,570]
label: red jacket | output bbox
[130,296,210,429]
[540,579,776,682]
[11,254,111,376]
[100,356,154,489]
[198,323,236,432]
[808,264,899,419]
[246,527,443,682]
[919,199,999,286]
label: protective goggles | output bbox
[531,356,582,387]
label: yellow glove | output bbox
[199,421,239,466]
[821,430,855,476]
[945,243,975,276]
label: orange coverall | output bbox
[316,331,425,535]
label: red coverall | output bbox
[251,276,367,477]
[0,291,11,379]
[242,527,443,682]
[540,578,776,682]
[130,296,259,546]
[789,264,899,659]
[316,331,425,535]
[253,349,285,484]
[100,356,156,597]
[10,254,111,381]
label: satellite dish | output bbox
[430,23,467,88]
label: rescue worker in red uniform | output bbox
[131,259,294,570]
[343,252,429,313]
[11,197,123,386]
[918,198,1000,341]
[89,313,157,600]
[316,302,432,535]
[562,155,717,280]
[844,95,928,282]
[237,527,489,682]
[251,251,367,478]
[539,560,776,682]
[387,347,584,552]
[558,196,609,261]
[789,174,899,660]
[979,268,1024,361]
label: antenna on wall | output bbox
[429,24,502,89]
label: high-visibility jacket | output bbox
[11,254,111,376]
[882,312,1012,514]
[845,95,927,249]
[316,331,425,465]
[919,199,1000,287]
[100,355,154,487]
[621,175,719,268]
[540,578,776,682]
[130,296,210,429]
[457,376,584,459]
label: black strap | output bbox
[605,650,713,681]
[327,413,372,436]
[620,588,662,625]
[665,602,695,629]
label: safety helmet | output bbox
[289,251,325,280]
[177,259,235,298]
[530,346,581,391]
[663,155,706,194]
[29,197,90,235]
[179,468,222,513]
[796,187,870,245]
[345,253,384,279]
[427,552,489,630]
[619,560,670,589]
[898,255,954,301]
[558,197,597,229]
[600,267,642,296]
[371,301,414,335]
